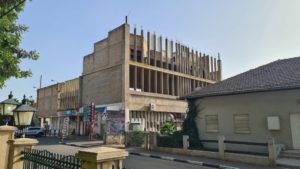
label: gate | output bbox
[22,148,81,169]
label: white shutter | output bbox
[234,114,250,134]
[205,115,219,132]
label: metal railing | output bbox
[22,148,81,169]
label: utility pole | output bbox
[39,75,42,88]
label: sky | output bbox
[1,0,300,101]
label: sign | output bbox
[89,102,95,141]
[83,106,90,122]
[62,117,69,139]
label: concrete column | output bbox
[160,72,164,94]
[147,32,151,65]
[218,135,225,160]
[214,57,217,81]
[153,34,157,67]
[141,28,144,63]
[154,71,157,93]
[125,108,130,132]
[149,132,157,150]
[0,125,16,169]
[172,74,175,95]
[165,38,169,69]
[141,68,145,91]
[160,36,163,68]
[134,26,137,61]
[77,147,128,169]
[7,138,38,169]
[217,53,222,81]
[148,69,151,92]
[268,138,276,166]
[183,135,189,150]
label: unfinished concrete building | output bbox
[37,77,81,135]
[82,21,222,133]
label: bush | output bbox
[160,122,176,136]
[128,130,144,146]
[157,133,183,148]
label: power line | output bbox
[0,0,26,19]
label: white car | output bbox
[16,127,46,137]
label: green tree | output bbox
[182,100,199,139]
[160,122,176,136]
[0,0,39,88]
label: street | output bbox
[33,137,274,169]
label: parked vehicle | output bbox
[15,127,46,137]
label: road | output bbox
[34,137,274,169]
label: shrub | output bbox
[160,122,176,136]
[129,130,144,146]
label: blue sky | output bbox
[1,0,300,101]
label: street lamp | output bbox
[0,91,19,125]
[13,95,36,128]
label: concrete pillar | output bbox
[183,135,189,150]
[147,32,151,65]
[77,147,128,169]
[148,69,151,92]
[160,36,163,68]
[217,53,222,81]
[165,38,168,69]
[0,125,16,169]
[141,68,144,91]
[149,132,157,150]
[153,34,157,67]
[7,138,38,169]
[268,138,276,167]
[218,135,225,160]
[125,108,130,132]
[134,26,137,61]
[140,28,144,63]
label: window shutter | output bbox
[234,114,250,134]
[205,115,219,132]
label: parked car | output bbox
[15,127,46,137]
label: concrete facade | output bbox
[80,23,220,133]
[193,89,300,150]
[37,77,81,135]
[37,22,221,135]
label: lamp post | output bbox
[13,95,36,131]
[0,91,19,125]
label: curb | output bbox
[59,142,89,148]
[129,152,239,169]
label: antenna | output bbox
[125,10,132,24]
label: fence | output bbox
[22,148,81,169]
[153,135,277,166]
[157,135,183,148]
[188,138,269,156]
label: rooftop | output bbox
[187,56,300,99]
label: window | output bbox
[234,114,250,134]
[205,115,219,132]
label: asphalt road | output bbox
[35,137,211,169]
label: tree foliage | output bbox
[160,122,176,136]
[182,100,199,139]
[0,0,39,88]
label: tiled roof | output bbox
[187,57,300,99]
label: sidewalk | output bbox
[126,148,277,169]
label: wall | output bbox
[37,84,58,117]
[58,77,80,111]
[82,24,129,106]
[194,89,300,149]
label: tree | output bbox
[0,0,39,88]
[160,122,176,136]
[182,100,199,139]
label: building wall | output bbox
[194,89,300,149]
[82,24,128,106]
[37,84,58,118]
[58,77,80,111]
